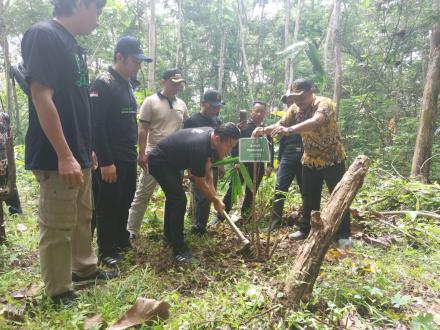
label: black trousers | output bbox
[148,160,186,254]
[95,160,137,255]
[300,162,351,239]
[222,162,264,219]
[272,146,303,223]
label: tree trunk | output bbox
[147,0,156,91]
[11,75,20,139]
[284,155,370,306]
[217,31,226,93]
[332,0,342,120]
[410,0,440,182]
[284,0,291,90]
[323,8,334,73]
[1,35,12,116]
[289,0,302,84]
[175,0,183,68]
[235,0,254,102]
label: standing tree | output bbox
[284,0,291,90]
[175,0,183,68]
[411,0,440,182]
[332,0,342,120]
[289,0,302,84]
[0,0,12,115]
[147,0,156,91]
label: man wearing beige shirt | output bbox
[127,69,188,238]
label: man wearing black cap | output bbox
[253,78,351,248]
[127,68,188,239]
[266,87,304,231]
[148,123,240,263]
[90,36,152,266]
[184,90,224,234]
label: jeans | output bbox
[148,159,187,254]
[95,161,137,255]
[300,162,351,239]
[272,145,303,223]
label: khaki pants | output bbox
[34,169,98,297]
[126,169,158,235]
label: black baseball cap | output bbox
[203,89,225,107]
[115,36,152,62]
[162,68,185,83]
[290,78,314,96]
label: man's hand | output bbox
[58,155,84,186]
[213,197,225,214]
[265,166,273,177]
[237,120,247,131]
[101,164,117,183]
[251,126,265,137]
[271,126,289,137]
[138,153,148,171]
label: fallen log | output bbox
[379,210,440,220]
[283,155,371,307]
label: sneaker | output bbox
[98,253,122,268]
[337,238,353,249]
[288,230,307,240]
[72,269,118,285]
[51,290,78,306]
[173,249,194,264]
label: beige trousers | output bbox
[34,169,98,297]
[126,169,158,235]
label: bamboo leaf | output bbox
[212,156,239,167]
[239,163,253,191]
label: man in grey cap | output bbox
[127,69,188,239]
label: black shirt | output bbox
[149,127,215,177]
[184,112,222,129]
[90,67,138,166]
[21,20,92,170]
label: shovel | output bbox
[221,210,253,256]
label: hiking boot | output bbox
[264,218,282,232]
[72,269,118,285]
[337,238,353,249]
[98,253,122,268]
[173,249,194,264]
[288,230,307,240]
[51,290,79,306]
[208,216,223,226]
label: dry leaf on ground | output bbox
[109,297,170,330]
[10,283,42,299]
[3,304,26,322]
[428,300,440,325]
[339,310,367,329]
[83,314,104,330]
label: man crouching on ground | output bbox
[148,123,240,264]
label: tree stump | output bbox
[284,155,371,307]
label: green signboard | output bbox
[239,137,270,162]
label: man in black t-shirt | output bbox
[90,36,152,267]
[21,0,113,305]
[148,123,240,263]
[184,90,224,235]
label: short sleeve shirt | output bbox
[149,127,215,177]
[21,20,92,170]
[139,92,188,152]
[286,95,346,168]
[183,112,222,129]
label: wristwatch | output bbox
[287,126,295,135]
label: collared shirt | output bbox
[282,95,346,168]
[22,19,92,170]
[183,112,222,130]
[90,66,138,166]
[139,92,188,152]
[149,127,215,177]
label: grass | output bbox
[0,149,439,329]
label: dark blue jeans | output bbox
[300,162,351,239]
[272,146,303,223]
